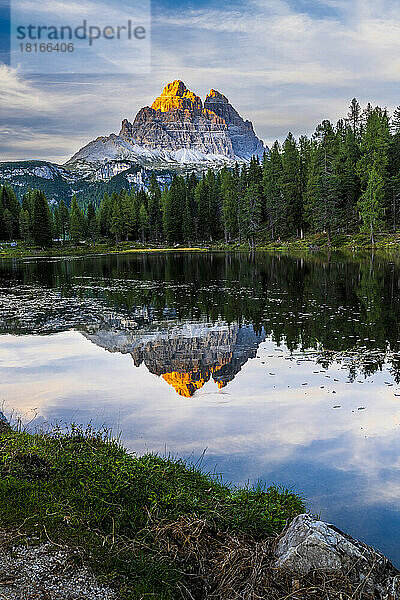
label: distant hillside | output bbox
[0,160,175,207]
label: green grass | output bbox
[0,425,304,599]
[2,232,400,259]
[0,241,209,258]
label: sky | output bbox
[0,0,400,163]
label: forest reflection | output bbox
[1,251,400,384]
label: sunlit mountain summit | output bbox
[0,80,267,202]
[65,80,267,177]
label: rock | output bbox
[67,80,267,174]
[120,80,234,157]
[275,514,400,598]
[151,80,203,113]
[204,88,266,159]
[123,102,233,157]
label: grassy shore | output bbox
[0,425,304,599]
[215,231,400,252]
[0,240,209,258]
[1,232,400,259]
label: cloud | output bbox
[0,64,56,113]
[1,0,400,161]
[0,65,152,161]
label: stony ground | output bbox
[0,532,116,600]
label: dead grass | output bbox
[149,516,380,600]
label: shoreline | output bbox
[0,422,304,599]
[1,232,400,259]
[1,421,398,599]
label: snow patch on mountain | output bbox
[65,133,241,180]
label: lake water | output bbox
[1,251,400,564]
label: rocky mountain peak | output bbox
[66,80,267,175]
[204,87,266,159]
[151,80,203,113]
[206,89,229,104]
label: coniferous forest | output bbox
[1,99,400,248]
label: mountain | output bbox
[0,159,174,206]
[65,80,267,177]
[0,80,267,204]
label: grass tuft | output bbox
[0,425,304,599]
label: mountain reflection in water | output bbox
[83,321,265,397]
[2,252,400,564]
[1,251,400,383]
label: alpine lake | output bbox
[1,250,400,565]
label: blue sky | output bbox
[1,0,400,162]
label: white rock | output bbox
[275,514,400,598]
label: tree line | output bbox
[1,99,400,247]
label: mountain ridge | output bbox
[0,80,268,204]
[66,80,267,176]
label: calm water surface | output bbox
[1,251,400,564]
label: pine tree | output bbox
[3,208,14,240]
[1,185,20,239]
[98,193,112,238]
[19,209,31,242]
[70,195,85,243]
[281,133,302,237]
[53,205,62,241]
[263,141,285,240]
[110,192,124,243]
[205,170,222,241]
[298,135,312,238]
[315,120,338,243]
[358,108,390,187]
[183,172,198,242]
[59,200,70,242]
[334,122,360,230]
[139,203,149,243]
[195,177,209,241]
[347,98,362,138]
[389,126,400,231]
[357,107,390,229]
[357,165,385,244]
[147,173,163,241]
[163,175,184,244]
[303,142,321,232]
[391,106,400,134]
[118,190,133,240]
[182,195,193,244]
[237,164,248,243]
[242,183,262,249]
[32,191,52,247]
[221,168,238,242]
[87,202,97,244]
